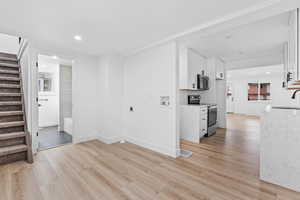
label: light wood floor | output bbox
[1,114,300,200]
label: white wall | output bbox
[123,42,178,157]
[72,56,99,143]
[38,61,59,127]
[0,33,19,54]
[215,58,227,128]
[228,65,299,116]
[59,65,72,132]
[27,43,180,158]
[96,55,124,143]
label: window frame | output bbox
[247,82,271,102]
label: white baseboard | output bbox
[97,135,121,144]
[176,148,181,157]
[74,135,98,144]
[124,136,177,158]
[39,123,59,128]
[74,133,178,158]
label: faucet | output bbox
[291,89,300,99]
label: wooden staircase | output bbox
[0,52,33,164]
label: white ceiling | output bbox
[184,12,291,69]
[227,64,284,79]
[0,0,279,56]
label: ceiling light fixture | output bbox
[225,35,232,39]
[52,55,58,59]
[266,72,271,75]
[74,35,82,41]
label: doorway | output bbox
[37,55,73,151]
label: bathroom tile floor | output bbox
[38,126,72,151]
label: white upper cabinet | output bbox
[286,8,299,88]
[179,46,207,90]
[215,58,225,80]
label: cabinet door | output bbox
[200,117,207,138]
[187,49,207,89]
[199,108,208,138]
[187,50,200,89]
[179,46,189,89]
[179,46,207,90]
[215,58,225,79]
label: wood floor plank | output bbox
[1,114,300,200]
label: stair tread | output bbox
[0,132,26,140]
[0,53,17,59]
[0,101,22,106]
[0,62,19,68]
[0,84,20,88]
[0,93,21,96]
[0,111,23,116]
[0,57,18,62]
[0,121,24,128]
[0,144,27,156]
[0,77,20,81]
[0,69,19,74]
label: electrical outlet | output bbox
[160,96,170,106]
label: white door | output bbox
[38,64,59,128]
[226,84,235,113]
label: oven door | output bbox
[208,106,217,127]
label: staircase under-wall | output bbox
[0,52,33,164]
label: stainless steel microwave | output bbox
[197,74,209,90]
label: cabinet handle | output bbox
[202,118,206,120]
[202,129,206,131]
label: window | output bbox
[248,83,259,101]
[38,72,53,92]
[259,83,271,100]
[248,83,271,101]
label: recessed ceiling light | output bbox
[52,55,58,59]
[225,35,232,39]
[74,35,82,41]
[266,72,271,75]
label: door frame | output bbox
[226,83,235,113]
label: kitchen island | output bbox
[261,106,300,192]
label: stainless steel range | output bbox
[205,104,217,137]
[187,95,218,137]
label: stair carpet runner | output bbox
[0,52,32,164]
